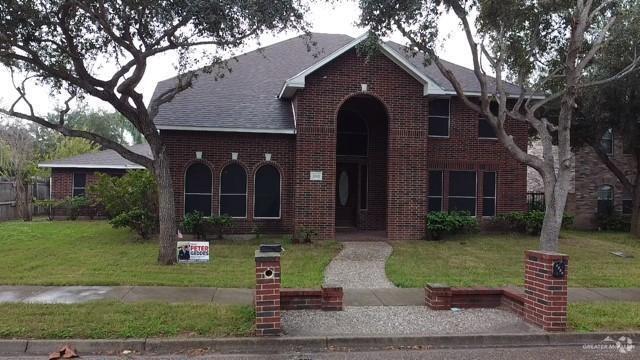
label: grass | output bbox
[386,230,640,288]
[0,301,254,339]
[569,302,640,332]
[0,220,341,288]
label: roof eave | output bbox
[157,125,296,134]
[38,164,146,170]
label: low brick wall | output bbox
[426,284,525,315]
[280,287,343,311]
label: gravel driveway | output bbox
[282,306,542,337]
[324,242,395,289]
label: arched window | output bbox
[220,163,247,217]
[184,163,212,216]
[337,110,368,156]
[597,185,614,215]
[600,128,614,155]
[254,165,281,218]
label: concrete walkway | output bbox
[323,241,396,289]
[1,285,639,305]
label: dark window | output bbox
[337,110,368,156]
[597,185,614,215]
[623,191,633,215]
[360,165,368,210]
[428,171,443,212]
[428,98,450,137]
[220,163,247,217]
[478,118,497,138]
[72,173,86,197]
[449,171,477,215]
[254,165,281,218]
[623,136,633,155]
[482,172,496,216]
[600,129,613,155]
[184,163,212,216]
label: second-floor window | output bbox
[600,128,614,155]
[428,98,450,137]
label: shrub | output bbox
[296,227,318,243]
[61,196,89,220]
[206,214,233,240]
[494,211,574,235]
[595,212,631,232]
[425,211,478,240]
[89,170,158,239]
[182,211,205,239]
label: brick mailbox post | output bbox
[255,249,281,336]
[524,250,569,332]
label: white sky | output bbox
[0,1,473,117]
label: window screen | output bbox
[184,163,212,216]
[72,173,87,197]
[428,171,443,212]
[482,172,496,216]
[600,129,613,155]
[597,185,614,215]
[254,165,281,218]
[478,117,497,138]
[449,171,477,215]
[623,191,633,215]
[428,98,450,137]
[220,163,247,217]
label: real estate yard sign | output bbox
[177,241,210,263]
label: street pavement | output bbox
[0,346,634,359]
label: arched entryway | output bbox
[335,95,388,234]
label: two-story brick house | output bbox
[574,130,637,228]
[41,33,529,240]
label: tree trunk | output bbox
[631,188,640,238]
[14,175,32,222]
[539,177,570,252]
[153,149,178,265]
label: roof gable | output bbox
[278,33,447,98]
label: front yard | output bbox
[386,230,640,288]
[0,220,341,288]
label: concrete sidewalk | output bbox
[1,285,639,305]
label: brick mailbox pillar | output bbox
[255,250,281,336]
[524,250,569,332]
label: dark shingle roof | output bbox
[151,33,525,131]
[39,143,151,169]
[152,33,354,132]
[385,42,523,95]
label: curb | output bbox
[1,332,638,355]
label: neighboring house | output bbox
[41,33,530,240]
[574,130,637,228]
[38,143,152,218]
[526,141,576,214]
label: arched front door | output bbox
[335,95,387,230]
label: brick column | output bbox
[425,283,452,310]
[321,285,344,311]
[255,250,281,336]
[524,250,569,332]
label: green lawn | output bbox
[570,302,640,332]
[0,301,253,339]
[386,230,640,288]
[0,220,341,288]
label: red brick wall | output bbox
[524,250,569,332]
[574,132,637,228]
[293,48,528,240]
[51,168,125,217]
[161,130,295,234]
[280,287,343,311]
